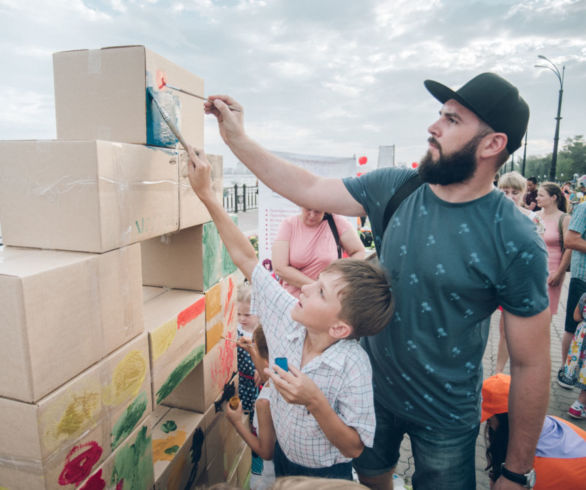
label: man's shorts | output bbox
[565,277,586,334]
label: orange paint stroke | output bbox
[153,430,187,462]
[178,296,205,329]
[206,321,224,353]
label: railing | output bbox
[223,184,258,213]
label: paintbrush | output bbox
[156,70,241,112]
[221,336,255,345]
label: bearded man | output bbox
[204,73,550,490]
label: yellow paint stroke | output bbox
[55,391,100,437]
[152,318,177,361]
[103,350,147,406]
[152,430,187,462]
[206,321,224,353]
[206,282,222,320]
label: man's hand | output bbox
[264,364,322,407]
[204,95,245,145]
[493,476,527,489]
[186,146,214,201]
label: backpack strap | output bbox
[324,213,342,258]
[382,173,423,231]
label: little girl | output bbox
[560,292,586,420]
[236,283,261,419]
[226,326,276,489]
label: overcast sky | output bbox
[1,0,585,171]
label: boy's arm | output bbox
[265,365,364,458]
[224,402,266,457]
[574,301,582,323]
[187,147,257,281]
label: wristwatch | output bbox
[500,463,536,488]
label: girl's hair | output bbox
[237,282,252,303]
[540,182,567,212]
[252,326,269,360]
[485,412,509,482]
[498,171,526,194]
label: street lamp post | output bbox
[535,55,565,182]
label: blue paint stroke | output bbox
[146,86,182,148]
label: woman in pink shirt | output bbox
[272,208,366,298]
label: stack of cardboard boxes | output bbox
[0,46,250,489]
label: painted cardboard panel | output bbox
[53,45,204,149]
[143,289,206,406]
[0,244,143,403]
[179,153,223,229]
[205,272,241,353]
[152,408,205,490]
[0,334,152,490]
[0,140,179,253]
[76,422,154,490]
[227,445,252,488]
[161,334,237,413]
[141,218,238,292]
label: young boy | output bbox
[187,147,394,480]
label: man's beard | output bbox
[418,132,485,185]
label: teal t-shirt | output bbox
[569,202,586,281]
[344,168,549,432]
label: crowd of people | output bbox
[183,72,586,490]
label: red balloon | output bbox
[411,162,418,168]
[358,156,368,165]
[356,172,364,177]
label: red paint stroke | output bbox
[226,303,235,328]
[58,441,103,486]
[156,70,167,90]
[227,277,234,303]
[212,331,236,387]
[116,479,125,490]
[177,296,205,329]
[79,469,106,490]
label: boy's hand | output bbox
[186,146,214,201]
[224,399,244,425]
[264,364,322,408]
[204,95,245,145]
[237,336,254,354]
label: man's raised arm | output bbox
[205,95,365,217]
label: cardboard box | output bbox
[161,334,238,413]
[179,153,224,229]
[227,445,252,488]
[53,45,204,149]
[205,273,240,353]
[141,219,238,292]
[143,287,206,407]
[152,408,206,490]
[0,140,179,253]
[77,421,154,490]
[0,244,143,403]
[0,334,152,490]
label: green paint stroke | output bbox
[110,426,153,490]
[111,392,148,450]
[222,216,238,275]
[161,420,177,433]
[203,221,222,290]
[164,445,179,455]
[156,344,205,404]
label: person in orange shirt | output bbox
[483,373,586,489]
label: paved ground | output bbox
[237,208,586,489]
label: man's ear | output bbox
[329,322,353,340]
[479,132,507,158]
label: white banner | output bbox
[258,151,356,262]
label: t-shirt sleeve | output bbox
[336,347,376,448]
[333,214,354,236]
[343,168,417,250]
[497,233,550,317]
[569,203,586,235]
[275,216,294,242]
[250,264,297,344]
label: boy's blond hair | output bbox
[323,259,393,339]
[498,171,526,194]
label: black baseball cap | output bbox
[424,73,529,154]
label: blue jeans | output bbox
[353,399,479,490]
[273,440,353,480]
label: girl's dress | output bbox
[561,294,586,390]
[541,212,564,315]
[237,325,258,420]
